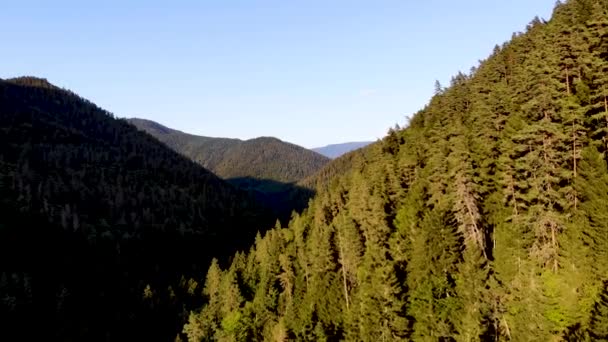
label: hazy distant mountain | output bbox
[312,141,373,158]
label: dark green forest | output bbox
[128,118,328,223]
[2,0,608,341]
[183,1,608,341]
[127,118,329,185]
[312,141,373,159]
[0,76,280,340]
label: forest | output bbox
[128,118,328,223]
[1,0,608,341]
[0,76,279,340]
[182,1,608,341]
[127,118,329,184]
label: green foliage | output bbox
[590,282,608,341]
[4,0,608,341]
[0,78,276,340]
[128,118,329,184]
[128,118,327,223]
[186,1,608,340]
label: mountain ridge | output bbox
[128,118,328,222]
[128,117,329,184]
[0,78,275,340]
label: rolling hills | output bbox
[128,118,331,223]
[128,118,329,183]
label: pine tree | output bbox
[183,259,223,341]
[590,281,608,341]
[582,2,608,154]
[577,147,608,280]
[333,212,363,312]
[407,206,462,341]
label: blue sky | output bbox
[1,0,555,148]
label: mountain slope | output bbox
[0,77,274,341]
[128,118,330,183]
[312,141,373,158]
[298,141,374,191]
[128,118,326,222]
[184,1,608,341]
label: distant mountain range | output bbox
[128,118,329,183]
[312,141,374,158]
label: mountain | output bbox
[128,118,329,183]
[128,118,329,222]
[0,77,275,340]
[298,142,373,191]
[184,1,608,341]
[312,141,373,158]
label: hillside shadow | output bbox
[227,177,315,225]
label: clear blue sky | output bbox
[1,0,555,148]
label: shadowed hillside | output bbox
[0,77,275,341]
[129,118,330,222]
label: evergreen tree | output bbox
[590,282,608,341]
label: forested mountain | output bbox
[127,118,329,184]
[0,77,276,341]
[183,1,608,341]
[298,143,373,191]
[128,118,328,223]
[312,141,373,159]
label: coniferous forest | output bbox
[0,76,276,340]
[2,0,608,341]
[127,118,330,185]
[183,1,608,341]
[127,118,328,223]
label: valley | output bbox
[2,1,608,341]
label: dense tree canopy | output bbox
[2,1,608,341]
[0,77,276,341]
[128,118,328,223]
[184,1,608,340]
[127,118,329,184]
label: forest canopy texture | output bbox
[183,1,608,341]
[0,76,277,340]
[127,118,329,185]
[1,0,608,341]
[127,118,328,223]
